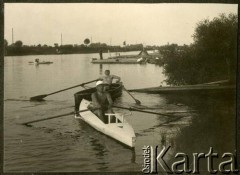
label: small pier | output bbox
[129,80,235,95]
[91,58,141,64]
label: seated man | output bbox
[90,80,113,123]
[99,69,121,91]
[99,70,121,85]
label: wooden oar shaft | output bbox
[48,79,98,95]
[124,86,135,99]
[123,86,141,104]
[113,105,174,117]
[30,79,99,101]
[22,109,89,125]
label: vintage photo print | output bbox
[3,2,239,173]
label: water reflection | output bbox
[131,149,136,163]
[76,116,137,170]
[99,64,103,75]
[90,138,109,171]
[159,93,236,171]
[77,120,109,171]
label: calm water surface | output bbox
[4,52,236,172]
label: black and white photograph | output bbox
[2,2,239,173]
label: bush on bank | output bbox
[161,13,237,85]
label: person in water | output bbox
[35,58,40,64]
[90,80,113,123]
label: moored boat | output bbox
[36,61,53,64]
[129,84,235,95]
[76,99,136,148]
[91,58,141,64]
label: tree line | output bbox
[160,13,237,85]
[4,40,159,56]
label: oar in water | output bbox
[113,105,176,117]
[30,79,99,101]
[22,109,89,126]
[123,86,141,105]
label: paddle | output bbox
[113,105,176,117]
[30,79,99,101]
[22,109,90,126]
[123,86,141,105]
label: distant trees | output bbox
[162,13,237,85]
[160,44,199,85]
[89,42,107,48]
[14,40,23,47]
[4,39,8,55]
[84,38,90,45]
[193,13,237,82]
[4,38,157,56]
[4,39,8,47]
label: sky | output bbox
[4,3,238,46]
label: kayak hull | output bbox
[77,99,136,148]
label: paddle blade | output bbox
[123,86,141,105]
[25,124,33,127]
[135,99,141,105]
[30,94,47,101]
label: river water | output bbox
[4,52,236,173]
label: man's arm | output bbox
[98,75,104,81]
[112,75,121,82]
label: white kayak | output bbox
[76,99,136,148]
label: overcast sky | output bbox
[4,3,238,46]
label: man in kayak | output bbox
[90,80,113,123]
[99,70,121,85]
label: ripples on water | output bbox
[4,53,235,172]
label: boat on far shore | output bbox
[29,58,53,65]
[91,58,144,64]
[91,49,162,64]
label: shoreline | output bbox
[4,49,148,57]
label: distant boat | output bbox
[35,59,53,65]
[108,48,161,60]
[36,61,53,65]
[91,58,145,64]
